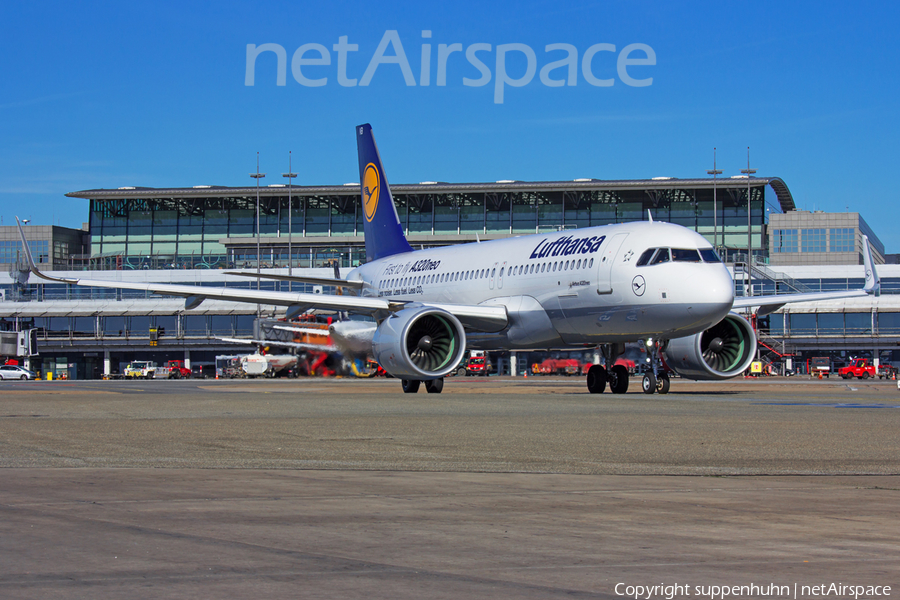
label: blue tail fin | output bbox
[356,124,413,261]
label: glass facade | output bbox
[32,313,255,341]
[85,182,769,269]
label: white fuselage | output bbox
[347,221,735,350]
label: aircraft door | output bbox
[597,233,629,294]
[489,262,498,290]
[498,261,507,289]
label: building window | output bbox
[801,229,826,253]
[0,240,49,264]
[772,229,798,253]
[829,228,855,252]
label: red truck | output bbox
[838,358,877,380]
[466,354,491,376]
[164,360,192,379]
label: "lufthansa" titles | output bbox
[530,235,605,260]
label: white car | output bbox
[0,365,37,380]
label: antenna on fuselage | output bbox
[647,210,654,223]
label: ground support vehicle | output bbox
[878,364,898,379]
[164,360,192,379]
[466,356,491,376]
[124,361,158,379]
[808,357,831,378]
[838,358,878,380]
[241,353,298,378]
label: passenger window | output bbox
[500,267,504,277]
[636,248,655,266]
[672,248,702,262]
[650,249,670,265]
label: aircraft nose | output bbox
[701,267,736,312]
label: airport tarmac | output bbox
[1,376,898,599]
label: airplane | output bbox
[16,123,881,394]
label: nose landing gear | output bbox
[641,338,670,395]
[642,371,670,394]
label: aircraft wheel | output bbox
[401,379,421,394]
[425,378,444,394]
[586,365,607,394]
[642,373,657,394]
[657,372,670,394]
[610,364,629,394]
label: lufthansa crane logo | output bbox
[632,275,646,296]
[363,163,380,222]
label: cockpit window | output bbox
[636,249,655,267]
[672,248,702,262]
[650,248,670,265]
[699,248,722,263]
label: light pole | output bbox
[283,152,298,278]
[741,147,756,296]
[707,148,722,252]
[250,153,266,294]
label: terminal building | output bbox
[1,175,897,378]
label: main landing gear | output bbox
[401,377,444,394]
[586,364,629,394]
[586,343,629,394]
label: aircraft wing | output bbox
[218,337,338,352]
[16,217,508,331]
[223,271,366,290]
[731,235,880,316]
[732,289,870,315]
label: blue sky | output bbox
[2,1,898,249]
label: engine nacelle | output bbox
[372,307,466,380]
[663,313,756,380]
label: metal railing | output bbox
[732,254,812,295]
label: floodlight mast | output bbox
[707,148,722,252]
[741,147,756,297]
[250,154,266,316]
[283,153,298,278]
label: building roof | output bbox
[67,177,797,212]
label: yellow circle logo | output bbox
[363,163,379,222]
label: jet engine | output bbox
[372,307,466,380]
[663,313,756,380]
